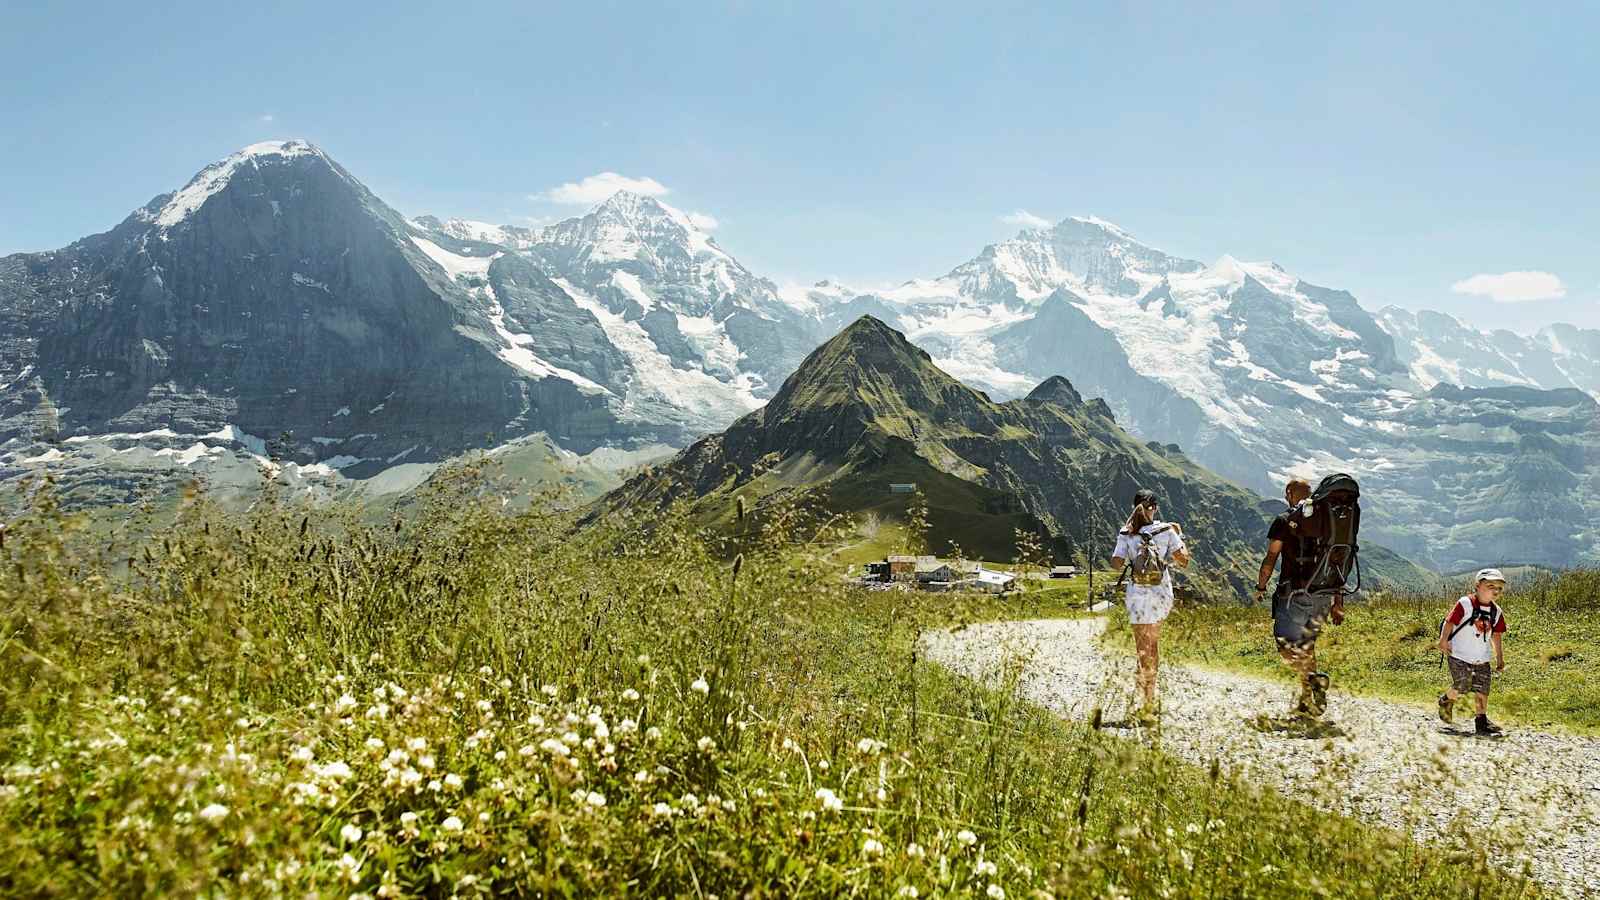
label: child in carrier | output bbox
[1437,568,1509,735]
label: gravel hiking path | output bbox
[921,617,1600,897]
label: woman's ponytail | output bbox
[1121,501,1155,536]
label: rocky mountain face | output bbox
[603,315,1286,578]
[821,220,1600,570]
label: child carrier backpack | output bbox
[1289,474,1361,596]
[1128,524,1176,587]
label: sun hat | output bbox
[1475,568,1507,584]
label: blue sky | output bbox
[2,1,1596,332]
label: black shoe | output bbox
[1437,694,1453,724]
[1475,715,1502,736]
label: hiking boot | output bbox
[1474,715,1503,736]
[1437,694,1453,724]
[1303,672,1331,718]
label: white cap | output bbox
[1475,568,1507,584]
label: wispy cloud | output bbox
[537,172,669,205]
[258,114,276,124]
[1450,271,1567,304]
[686,211,719,231]
[1001,209,1051,230]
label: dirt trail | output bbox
[921,617,1600,897]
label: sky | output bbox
[2,1,1596,333]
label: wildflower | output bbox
[637,654,650,666]
[898,888,920,898]
[697,737,717,753]
[478,665,493,677]
[399,768,422,790]
[365,704,390,719]
[399,811,419,836]
[622,688,640,702]
[385,749,409,768]
[290,746,315,765]
[856,738,885,755]
[335,693,357,714]
[478,811,490,824]
[652,802,672,817]
[753,787,767,799]
[561,731,581,747]
[976,859,997,877]
[690,677,710,695]
[444,773,463,790]
[645,726,662,742]
[906,843,926,859]
[417,754,435,771]
[406,737,427,752]
[986,885,1005,900]
[441,815,463,833]
[541,685,559,698]
[198,803,229,822]
[863,837,885,856]
[365,738,385,753]
[234,717,251,729]
[476,699,493,714]
[315,761,353,781]
[340,823,363,844]
[337,853,361,883]
[957,829,978,847]
[617,718,638,735]
[816,788,844,813]
[494,750,507,762]
[499,677,512,690]
[428,779,442,792]
[818,759,830,772]
[585,791,606,808]
[536,739,563,757]
[782,738,796,752]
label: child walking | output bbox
[1437,568,1509,735]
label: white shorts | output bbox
[1124,585,1174,625]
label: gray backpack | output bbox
[1128,525,1175,587]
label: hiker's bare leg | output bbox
[1444,687,1461,702]
[1132,623,1160,706]
[1473,691,1487,716]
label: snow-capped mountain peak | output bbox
[149,139,329,228]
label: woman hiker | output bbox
[1109,488,1190,725]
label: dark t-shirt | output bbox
[1268,512,1304,605]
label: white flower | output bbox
[561,731,581,747]
[400,811,419,827]
[494,750,507,762]
[477,665,493,677]
[697,737,717,753]
[385,749,409,768]
[617,718,638,735]
[898,887,920,898]
[364,738,385,753]
[417,754,435,771]
[314,761,353,781]
[957,829,978,847]
[856,738,885,755]
[622,688,640,702]
[337,853,361,883]
[406,737,427,752]
[198,803,228,822]
[862,837,884,856]
[399,768,422,789]
[645,726,662,742]
[335,693,357,713]
[906,842,926,859]
[444,773,463,790]
[340,823,363,844]
[781,738,796,752]
[478,811,490,823]
[476,699,493,713]
[541,684,559,698]
[689,677,710,696]
[290,746,315,765]
[585,791,606,807]
[538,738,568,757]
[986,885,1005,900]
[427,779,442,792]
[816,788,844,813]
[976,859,997,877]
[652,802,673,817]
[441,815,463,832]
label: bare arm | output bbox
[1493,632,1504,670]
[1256,539,1284,593]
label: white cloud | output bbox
[1001,209,1051,230]
[538,172,670,205]
[686,211,719,231]
[258,114,275,124]
[1450,271,1567,304]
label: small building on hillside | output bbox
[1050,566,1079,579]
[889,483,918,494]
[886,555,923,582]
[975,568,1017,593]
[914,560,957,583]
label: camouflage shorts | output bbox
[1447,657,1493,695]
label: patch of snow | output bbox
[292,272,330,292]
[610,271,655,313]
[202,425,269,457]
[0,365,34,392]
[332,406,351,418]
[368,402,385,414]
[387,445,418,464]
[409,236,497,281]
[312,436,341,446]
[154,442,221,465]
[322,455,363,469]
[676,313,744,377]
[17,448,65,464]
[484,296,612,395]
[64,428,180,444]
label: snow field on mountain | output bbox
[153,140,319,228]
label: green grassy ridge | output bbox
[1100,573,1600,734]
[0,481,1541,897]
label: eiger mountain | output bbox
[2,141,1595,570]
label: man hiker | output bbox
[1438,568,1509,735]
[1254,478,1344,718]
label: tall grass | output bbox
[0,469,1538,897]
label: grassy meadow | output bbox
[0,468,1546,897]
[1104,573,1600,734]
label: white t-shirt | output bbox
[1112,522,1186,604]
[1442,596,1507,664]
